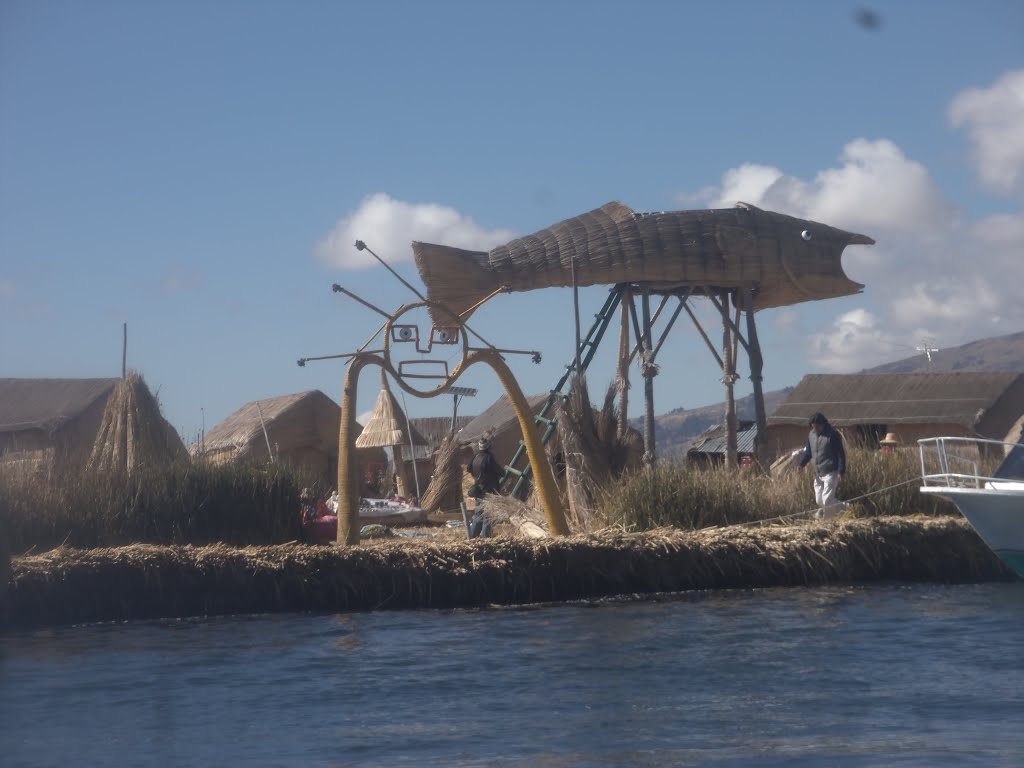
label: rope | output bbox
[738,476,921,527]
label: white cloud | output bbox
[949,69,1024,196]
[315,193,516,270]
[703,139,953,235]
[678,90,1024,374]
[808,309,891,372]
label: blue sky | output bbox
[2,1,1023,442]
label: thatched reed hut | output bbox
[766,372,1024,456]
[198,390,386,492]
[0,376,183,475]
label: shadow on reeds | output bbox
[600,447,955,530]
[0,460,309,553]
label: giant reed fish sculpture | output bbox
[413,201,873,315]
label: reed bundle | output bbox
[556,376,641,531]
[355,372,426,449]
[418,433,462,514]
[2,517,1011,629]
[88,372,186,474]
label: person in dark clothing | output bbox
[466,435,501,538]
[797,412,847,519]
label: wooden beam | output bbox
[683,300,725,370]
[707,292,750,355]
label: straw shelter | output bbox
[88,373,188,473]
[397,415,474,482]
[0,377,182,474]
[199,390,386,491]
[355,375,428,498]
[766,372,1024,455]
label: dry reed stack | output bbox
[418,433,462,514]
[88,372,186,474]
[2,517,1012,629]
[555,377,642,531]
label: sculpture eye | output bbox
[432,327,457,344]
[392,325,416,342]
[801,230,812,241]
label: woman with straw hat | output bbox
[466,434,501,538]
[879,432,900,454]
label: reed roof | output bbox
[0,378,118,434]
[456,393,549,446]
[398,416,474,461]
[355,379,428,449]
[768,372,1024,427]
[201,390,382,460]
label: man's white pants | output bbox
[813,472,843,519]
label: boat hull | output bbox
[921,485,1024,577]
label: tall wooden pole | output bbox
[641,289,656,468]
[617,287,631,439]
[721,290,738,468]
[122,322,127,378]
[744,286,769,466]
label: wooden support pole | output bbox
[641,289,657,469]
[720,290,738,469]
[616,288,631,439]
[684,301,725,370]
[744,286,769,467]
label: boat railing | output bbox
[918,436,1021,489]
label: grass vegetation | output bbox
[1,460,308,553]
[598,446,955,531]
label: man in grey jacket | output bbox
[797,412,847,519]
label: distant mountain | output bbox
[648,388,792,458]
[645,329,1024,457]
[861,330,1024,374]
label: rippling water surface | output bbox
[2,583,1023,767]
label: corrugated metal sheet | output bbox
[0,378,118,433]
[767,373,1023,427]
[687,421,758,456]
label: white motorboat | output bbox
[919,436,1024,578]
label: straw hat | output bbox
[879,432,899,446]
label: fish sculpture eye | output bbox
[801,230,813,241]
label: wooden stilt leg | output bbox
[617,288,631,439]
[641,289,657,468]
[721,290,738,468]
[744,286,769,467]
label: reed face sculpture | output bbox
[383,301,469,397]
[298,243,568,545]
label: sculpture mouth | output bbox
[395,359,451,381]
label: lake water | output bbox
[2,583,1023,767]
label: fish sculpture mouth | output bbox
[413,201,874,318]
